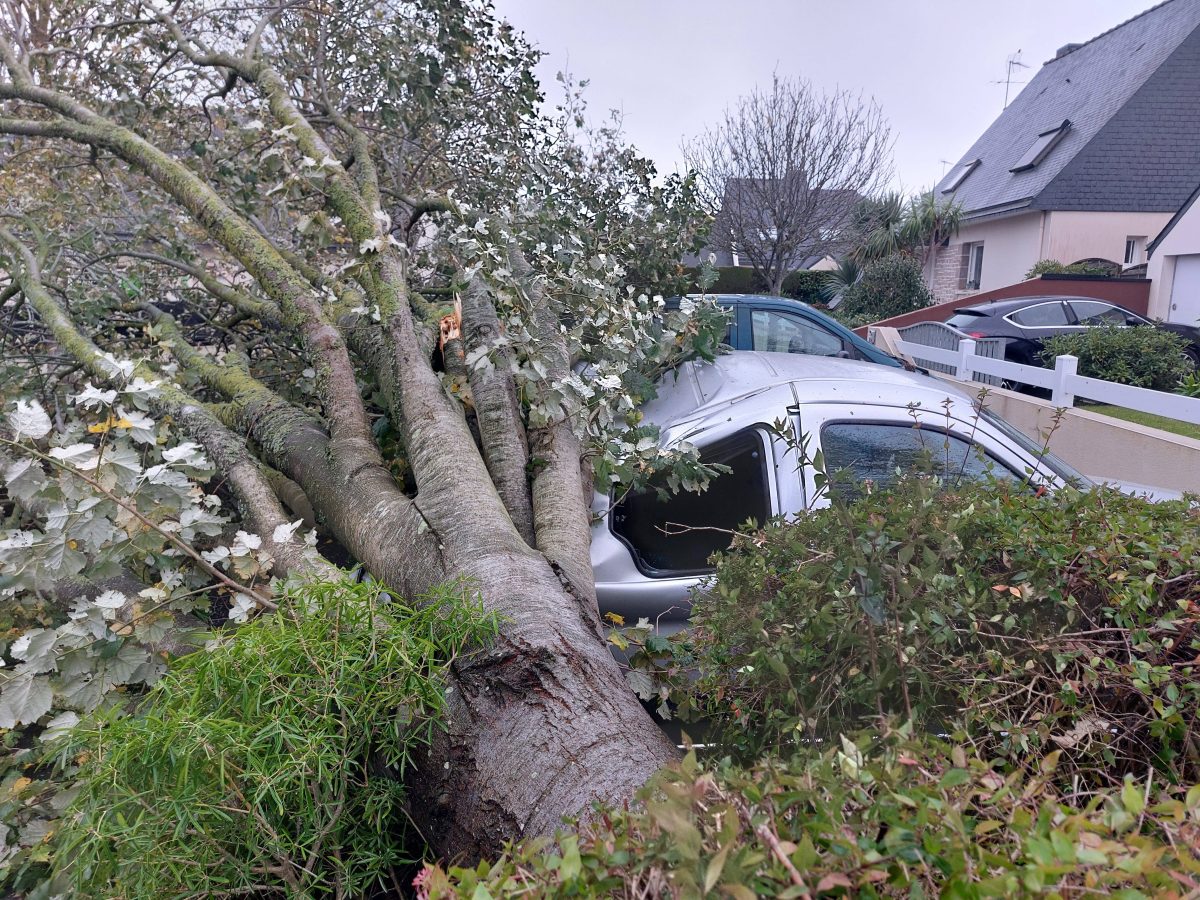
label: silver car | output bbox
[590,352,1086,632]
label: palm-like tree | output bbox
[819,256,863,305]
[902,191,965,267]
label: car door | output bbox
[742,306,850,358]
[592,423,783,630]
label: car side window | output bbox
[610,428,770,575]
[1069,300,1131,326]
[1010,302,1069,327]
[751,310,845,357]
[820,422,1018,499]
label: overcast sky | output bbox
[490,0,1154,192]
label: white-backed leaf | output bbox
[0,672,53,728]
[8,399,51,440]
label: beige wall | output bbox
[934,376,1200,494]
[929,210,1173,302]
[1147,203,1200,321]
[1042,210,1172,269]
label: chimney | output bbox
[1055,42,1084,59]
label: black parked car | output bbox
[944,296,1200,368]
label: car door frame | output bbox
[791,402,1063,510]
[591,418,788,629]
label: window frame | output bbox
[749,308,849,358]
[1010,120,1071,172]
[966,243,985,290]
[942,159,980,194]
[816,419,1024,497]
[608,425,775,578]
[1003,300,1071,329]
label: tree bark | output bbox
[407,548,677,859]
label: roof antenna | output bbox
[991,50,1030,109]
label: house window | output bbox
[1124,236,1146,266]
[1011,120,1071,172]
[959,242,985,290]
[942,159,980,193]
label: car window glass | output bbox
[820,422,1018,500]
[1069,300,1129,326]
[751,310,845,356]
[1010,302,1069,327]
[946,311,988,329]
[611,429,769,574]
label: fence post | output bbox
[1051,354,1078,407]
[956,338,977,382]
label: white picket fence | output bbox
[892,336,1200,427]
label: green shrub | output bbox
[423,733,1200,898]
[1041,324,1192,391]
[836,254,932,324]
[779,269,827,304]
[668,478,1200,784]
[1024,259,1115,279]
[51,577,498,899]
[1179,370,1200,398]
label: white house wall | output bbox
[1147,201,1200,322]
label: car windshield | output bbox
[946,311,988,329]
[976,407,1091,487]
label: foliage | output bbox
[1025,259,1115,279]
[1179,370,1200,398]
[779,269,828,305]
[835,254,932,325]
[1041,325,1192,391]
[819,256,863,305]
[852,190,963,265]
[422,733,1200,898]
[662,477,1200,788]
[0,379,315,894]
[48,577,498,899]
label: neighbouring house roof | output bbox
[935,0,1200,220]
[1147,178,1200,256]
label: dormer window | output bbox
[1011,120,1070,172]
[942,159,980,194]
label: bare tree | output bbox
[686,76,894,294]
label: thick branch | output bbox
[460,277,535,545]
[507,247,598,612]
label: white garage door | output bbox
[1169,254,1200,327]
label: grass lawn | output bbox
[1085,403,1200,440]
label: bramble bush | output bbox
[425,733,1200,898]
[681,478,1200,784]
[1041,324,1192,391]
[432,474,1200,897]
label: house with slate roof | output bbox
[928,0,1200,303]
